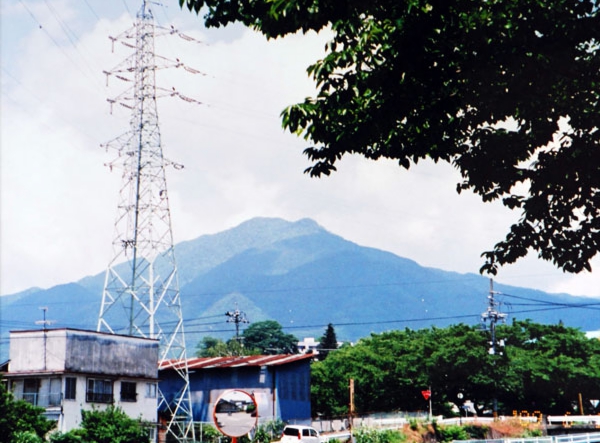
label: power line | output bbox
[5,279,600,314]
[16,0,104,92]
[499,291,600,310]
[83,0,101,20]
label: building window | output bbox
[23,379,40,405]
[120,381,137,402]
[86,378,113,403]
[145,383,157,398]
[49,378,62,406]
[65,377,77,401]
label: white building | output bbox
[3,328,159,434]
[297,337,320,354]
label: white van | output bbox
[280,425,322,443]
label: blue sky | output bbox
[1,0,599,299]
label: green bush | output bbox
[81,406,150,443]
[252,419,286,443]
[522,428,543,437]
[435,425,469,443]
[407,418,420,432]
[462,424,488,439]
[0,380,55,443]
[49,429,85,443]
[354,428,407,443]
[13,431,44,443]
[194,423,222,443]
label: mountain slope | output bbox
[1,217,597,361]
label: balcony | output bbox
[16,391,62,408]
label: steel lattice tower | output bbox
[97,1,195,441]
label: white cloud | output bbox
[1,0,598,300]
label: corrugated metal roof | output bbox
[160,354,314,371]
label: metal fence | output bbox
[452,432,600,443]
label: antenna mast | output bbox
[97,2,195,441]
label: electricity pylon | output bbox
[97,2,199,441]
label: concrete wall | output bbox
[8,329,160,435]
[60,376,158,432]
[9,329,158,379]
[9,330,67,372]
[64,330,158,378]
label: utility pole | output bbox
[226,307,249,343]
[481,279,507,419]
[349,378,355,431]
[96,2,201,441]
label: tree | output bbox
[0,380,55,443]
[498,320,600,413]
[310,322,600,417]
[318,323,338,360]
[180,0,600,275]
[242,320,298,354]
[196,336,225,357]
[196,335,252,356]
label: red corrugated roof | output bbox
[159,354,314,371]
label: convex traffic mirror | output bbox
[213,389,258,439]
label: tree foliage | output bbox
[179,0,600,274]
[0,380,55,443]
[318,323,338,360]
[196,321,298,356]
[196,336,251,357]
[310,321,600,417]
[49,405,150,443]
[242,320,298,354]
[499,320,600,413]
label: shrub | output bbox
[0,381,55,443]
[194,423,222,443]
[355,428,407,443]
[462,424,488,439]
[252,419,286,443]
[435,425,469,443]
[13,431,44,443]
[49,429,85,443]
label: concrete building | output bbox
[3,328,159,434]
[160,354,314,425]
[297,337,320,355]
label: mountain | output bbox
[1,217,597,361]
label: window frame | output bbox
[23,378,40,406]
[120,381,137,402]
[86,378,114,403]
[64,377,77,401]
[145,382,157,399]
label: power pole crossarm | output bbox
[481,279,507,356]
[226,307,249,342]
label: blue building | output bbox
[159,354,314,425]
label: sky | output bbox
[1,0,599,299]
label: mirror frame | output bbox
[212,389,258,438]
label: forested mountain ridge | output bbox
[1,217,597,361]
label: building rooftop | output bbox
[161,354,314,371]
